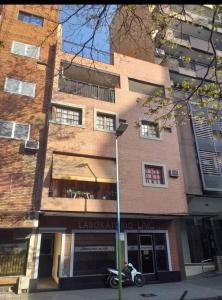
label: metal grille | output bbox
[141,121,159,138]
[0,254,26,276]
[59,77,115,103]
[144,165,164,185]
[199,150,221,175]
[55,107,82,125]
[96,113,115,131]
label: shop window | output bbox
[18,11,44,27]
[11,41,40,59]
[73,233,116,275]
[154,233,169,271]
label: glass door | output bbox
[139,235,155,274]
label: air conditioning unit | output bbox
[169,169,179,178]
[155,48,165,57]
[24,140,39,151]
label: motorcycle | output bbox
[106,263,145,288]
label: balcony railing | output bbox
[49,188,116,201]
[62,40,114,65]
[59,76,115,103]
[0,254,26,276]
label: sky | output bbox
[59,5,116,64]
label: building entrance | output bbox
[127,232,169,279]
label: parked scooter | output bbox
[106,263,145,288]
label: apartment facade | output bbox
[30,22,189,290]
[0,5,58,291]
[159,5,222,275]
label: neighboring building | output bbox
[34,23,188,290]
[0,5,58,291]
[161,5,222,276]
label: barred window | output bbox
[96,113,116,132]
[54,106,82,126]
[141,121,160,138]
[144,165,164,185]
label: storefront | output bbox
[35,215,182,290]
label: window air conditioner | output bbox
[24,140,39,151]
[155,48,165,57]
[169,169,179,178]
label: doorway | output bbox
[139,235,155,274]
[38,233,54,278]
[127,232,169,280]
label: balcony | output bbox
[49,179,116,201]
[59,61,120,103]
[59,76,115,103]
[41,154,117,213]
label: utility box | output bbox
[17,276,29,294]
[214,256,222,272]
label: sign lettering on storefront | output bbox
[76,219,162,230]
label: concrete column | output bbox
[173,219,187,280]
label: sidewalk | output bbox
[1,273,222,300]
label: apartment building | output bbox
[31,20,189,290]
[0,5,58,291]
[110,4,222,277]
[158,5,222,276]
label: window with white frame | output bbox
[11,41,40,59]
[52,105,83,126]
[0,120,30,140]
[140,120,160,139]
[4,77,36,97]
[142,162,168,188]
[96,112,116,132]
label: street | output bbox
[1,273,222,300]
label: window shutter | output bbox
[21,81,36,97]
[11,41,26,56]
[0,120,13,138]
[4,78,20,93]
[25,44,40,59]
[14,124,29,140]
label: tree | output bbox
[54,4,222,129]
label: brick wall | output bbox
[0,5,59,227]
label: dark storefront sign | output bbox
[40,215,170,231]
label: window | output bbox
[73,233,116,275]
[96,112,116,132]
[11,41,40,59]
[142,162,168,188]
[0,120,30,140]
[128,78,165,96]
[18,11,43,27]
[4,77,36,97]
[140,120,160,139]
[52,105,83,126]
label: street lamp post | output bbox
[115,122,128,300]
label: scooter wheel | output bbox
[134,274,145,287]
[109,275,119,289]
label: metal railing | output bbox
[0,254,26,276]
[49,188,117,200]
[62,40,114,65]
[59,76,115,103]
